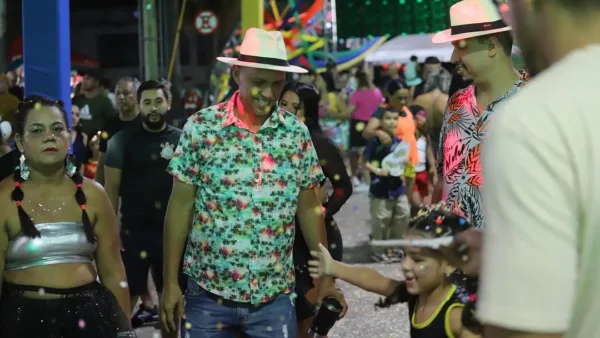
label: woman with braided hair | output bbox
[0,96,135,337]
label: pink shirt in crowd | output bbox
[349,88,383,121]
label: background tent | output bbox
[365,33,453,65]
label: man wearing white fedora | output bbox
[159,28,346,337]
[474,0,600,337]
[431,0,529,229]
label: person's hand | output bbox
[316,282,349,319]
[159,283,185,333]
[378,168,390,176]
[376,129,393,145]
[308,243,334,278]
[430,169,438,185]
[439,228,483,276]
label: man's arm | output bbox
[478,100,576,337]
[163,119,202,285]
[104,166,121,215]
[163,179,196,285]
[95,133,110,185]
[484,327,562,338]
[431,107,448,203]
[103,133,126,214]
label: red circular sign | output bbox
[195,10,219,35]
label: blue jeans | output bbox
[183,279,297,338]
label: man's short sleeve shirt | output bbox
[167,91,325,303]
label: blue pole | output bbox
[22,0,72,129]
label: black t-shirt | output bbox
[0,149,20,182]
[104,124,182,230]
[99,115,141,153]
[363,136,405,200]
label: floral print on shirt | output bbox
[436,71,530,229]
[167,91,325,304]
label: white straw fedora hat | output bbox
[432,0,511,44]
[217,28,307,73]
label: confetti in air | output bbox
[355,122,366,132]
[119,281,128,288]
[274,263,283,271]
[154,201,162,210]
[78,319,86,329]
[140,250,148,259]
[185,322,192,329]
[34,102,42,110]
[251,87,260,96]
[38,287,45,295]
[333,174,340,181]
[216,321,224,330]
[101,131,109,139]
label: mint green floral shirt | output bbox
[167,91,325,303]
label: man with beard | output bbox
[430,0,529,229]
[474,0,600,337]
[103,80,185,334]
[72,69,116,135]
[96,77,141,186]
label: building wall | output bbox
[70,7,211,86]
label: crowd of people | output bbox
[0,0,599,337]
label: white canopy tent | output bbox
[365,33,523,66]
[365,33,453,65]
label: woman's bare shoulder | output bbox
[80,176,107,202]
[0,176,15,203]
[0,176,16,224]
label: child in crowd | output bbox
[410,105,437,206]
[363,109,411,262]
[83,132,100,179]
[308,204,481,338]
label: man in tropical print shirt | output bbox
[432,0,530,229]
[159,28,345,337]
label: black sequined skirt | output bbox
[0,281,136,338]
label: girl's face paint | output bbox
[401,233,448,295]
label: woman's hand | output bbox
[308,243,335,278]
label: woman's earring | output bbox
[20,156,30,181]
[65,157,76,177]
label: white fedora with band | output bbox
[217,28,308,73]
[432,0,511,44]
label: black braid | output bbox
[11,165,41,238]
[70,172,96,243]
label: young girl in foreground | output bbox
[309,205,481,338]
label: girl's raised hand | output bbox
[308,243,334,278]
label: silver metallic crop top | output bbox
[4,222,97,271]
